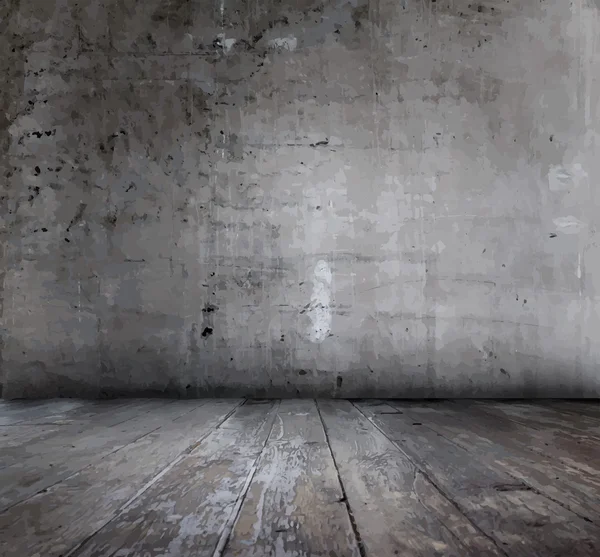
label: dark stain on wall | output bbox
[2,0,600,398]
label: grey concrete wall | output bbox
[2,0,600,399]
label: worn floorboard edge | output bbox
[0,399,169,428]
[479,458,594,523]
[534,401,600,420]
[0,400,87,426]
[315,400,367,557]
[88,400,174,428]
[386,402,597,524]
[0,400,201,514]
[412,404,600,521]
[63,399,246,557]
[0,400,173,474]
[471,402,600,440]
[3,400,599,556]
[212,400,281,557]
[0,422,162,515]
[350,402,510,557]
[457,402,600,479]
[18,400,156,427]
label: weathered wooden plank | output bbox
[0,424,62,447]
[0,399,88,425]
[216,400,275,428]
[0,400,203,511]
[357,401,600,557]
[474,401,600,438]
[14,399,138,426]
[541,401,600,421]
[0,425,62,469]
[376,400,600,478]
[267,398,328,444]
[317,400,502,557]
[0,401,62,425]
[64,400,276,557]
[222,399,360,557]
[453,402,600,477]
[0,399,243,557]
[389,402,600,523]
[0,400,156,469]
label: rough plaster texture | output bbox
[2,0,600,399]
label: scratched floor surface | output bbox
[0,398,599,556]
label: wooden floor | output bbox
[0,399,600,556]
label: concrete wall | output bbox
[2,0,600,399]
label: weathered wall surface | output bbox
[2,0,600,398]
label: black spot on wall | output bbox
[67,202,87,232]
[28,185,40,202]
[201,327,213,338]
[103,210,118,229]
[352,4,368,29]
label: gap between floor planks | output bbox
[1,399,600,557]
[353,400,600,556]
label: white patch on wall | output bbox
[553,215,586,234]
[548,164,587,192]
[223,38,236,52]
[307,260,332,343]
[432,240,446,254]
[268,36,298,51]
[212,34,236,53]
[385,174,402,187]
[434,304,456,317]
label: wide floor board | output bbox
[0,399,599,556]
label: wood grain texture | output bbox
[387,401,600,523]
[359,401,600,557]
[6,399,136,426]
[2,399,600,557]
[69,400,276,557]
[0,400,87,426]
[460,402,600,476]
[540,401,600,421]
[0,399,242,557]
[317,400,502,557]
[0,399,193,510]
[0,425,63,468]
[474,401,600,438]
[0,400,159,469]
[223,399,361,557]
